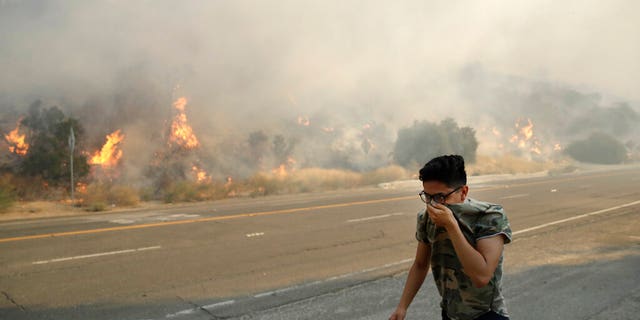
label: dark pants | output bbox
[442,309,510,320]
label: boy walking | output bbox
[390,155,512,320]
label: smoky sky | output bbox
[1,0,639,179]
[3,1,640,103]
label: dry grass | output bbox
[362,165,411,185]
[467,154,561,176]
[292,168,362,192]
[79,183,140,211]
[243,166,410,196]
[162,181,229,203]
[1,156,582,216]
[159,177,242,203]
[0,174,16,213]
[0,190,14,213]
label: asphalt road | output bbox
[1,166,639,320]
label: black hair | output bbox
[418,154,467,188]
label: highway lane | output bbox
[0,166,639,320]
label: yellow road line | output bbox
[0,196,414,243]
[0,169,632,244]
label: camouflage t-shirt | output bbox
[416,198,512,320]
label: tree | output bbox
[393,118,478,167]
[19,101,90,187]
[247,130,269,168]
[272,134,296,165]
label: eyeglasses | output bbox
[418,186,462,205]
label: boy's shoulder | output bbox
[453,198,505,215]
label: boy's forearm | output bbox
[397,262,430,310]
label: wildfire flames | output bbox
[273,157,296,177]
[90,130,125,167]
[297,116,310,127]
[76,182,88,194]
[168,96,210,182]
[509,118,541,154]
[4,121,29,156]
[170,97,200,149]
[192,165,211,183]
[510,119,533,147]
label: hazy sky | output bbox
[1,0,638,103]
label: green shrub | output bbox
[394,118,478,168]
[0,184,16,213]
[565,132,628,164]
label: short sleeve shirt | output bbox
[416,198,512,320]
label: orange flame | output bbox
[297,116,310,126]
[553,143,562,151]
[170,97,200,149]
[76,182,88,194]
[508,118,551,157]
[90,130,125,167]
[273,157,296,177]
[273,164,288,177]
[5,121,29,156]
[192,165,210,183]
[519,119,534,140]
[511,118,535,149]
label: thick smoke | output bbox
[1,1,639,184]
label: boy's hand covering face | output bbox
[426,202,457,229]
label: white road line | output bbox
[347,212,405,223]
[165,308,196,318]
[499,193,530,200]
[165,300,237,318]
[202,299,236,309]
[168,214,200,218]
[32,246,162,265]
[514,199,640,236]
[246,232,265,238]
[158,214,201,222]
[110,219,136,224]
[162,199,640,319]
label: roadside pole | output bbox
[69,127,75,206]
